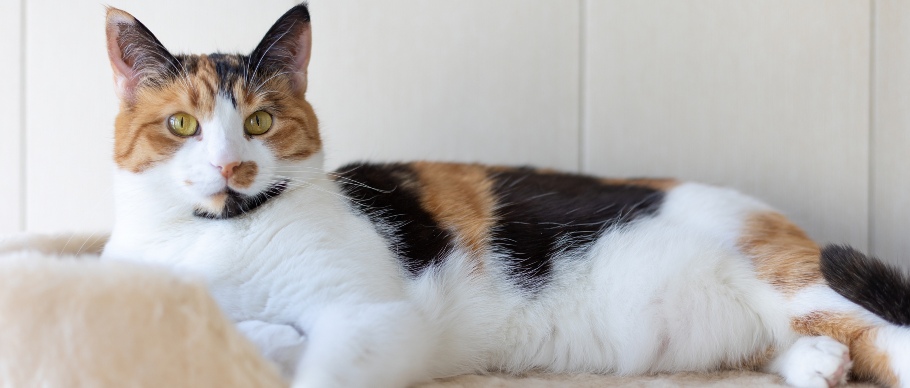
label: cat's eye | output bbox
[167,113,199,137]
[245,110,273,136]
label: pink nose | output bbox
[218,161,241,179]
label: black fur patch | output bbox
[333,163,454,276]
[208,53,248,105]
[821,244,910,326]
[174,55,199,77]
[489,169,664,292]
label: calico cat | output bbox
[101,4,910,388]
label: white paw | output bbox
[776,336,852,387]
[237,320,307,379]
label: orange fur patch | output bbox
[230,161,258,189]
[791,313,898,386]
[206,193,228,213]
[113,56,218,173]
[738,212,822,295]
[410,162,496,256]
[236,76,321,161]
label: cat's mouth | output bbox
[193,179,289,220]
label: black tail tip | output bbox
[820,244,910,326]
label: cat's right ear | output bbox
[105,8,178,102]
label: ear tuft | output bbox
[105,7,179,102]
[249,4,312,93]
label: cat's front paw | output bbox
[776,336,852,387]
[237,320,307,379]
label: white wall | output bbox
[2,1,907,264]
[0,0,22,233]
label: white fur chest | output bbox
[103,173,407,324]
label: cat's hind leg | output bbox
[739,213,908,386]
[781,244,910,387]
[781,289,907,387]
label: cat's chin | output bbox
[195,192,230,215]
[192,180,289,220]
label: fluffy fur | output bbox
[101,4,910,388]
[0,247,285,387]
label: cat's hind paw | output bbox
[774,336,852,388]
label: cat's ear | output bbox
[105,7,179,102]
[249,4,312,93]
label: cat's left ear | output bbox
[249,4,312,94]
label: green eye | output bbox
[167,113,198,137]
[245,110,273,135]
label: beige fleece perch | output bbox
[0,233,875,388]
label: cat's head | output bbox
[105,4,319,219]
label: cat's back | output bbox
[331,161,771,288]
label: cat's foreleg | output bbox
[236,320,307,379]
[291,301,435,388]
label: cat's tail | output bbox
[772,244,910,386]
[820,244,910,326]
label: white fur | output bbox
[787,285,888,326]
[876,326,910,387]
[236,320,307,379]
[174,96,277,204]
[104,99,905,387]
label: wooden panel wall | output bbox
[873,0,910,266]
[584,0,871,250]
[307,0,581,171]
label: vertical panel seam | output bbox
[577,0,587,173]
[18,0,26,232]
[868,0,876,254]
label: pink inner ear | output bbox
[105,11,140,100]
[294,26,312,72]
[107,33,133,80]
[286,25,312,94]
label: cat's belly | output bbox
[433,183,792,374]
[504,231,787,374]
